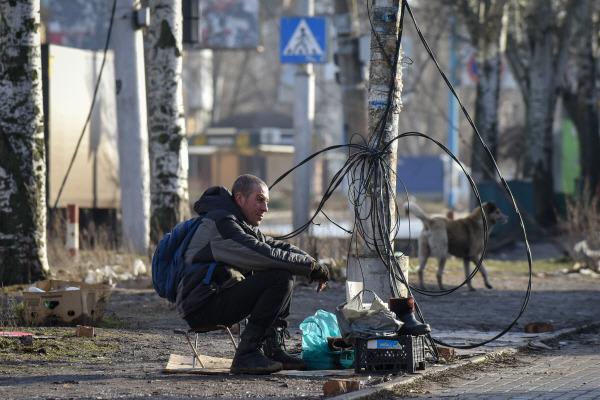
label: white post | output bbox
[292,0,315,232]
[66,204,79,257]
[113,0,151,254]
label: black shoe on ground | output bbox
[230,349,283,375]
[263,326,307,370]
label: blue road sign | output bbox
[280,17,327,63]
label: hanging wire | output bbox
[270,0,533,351]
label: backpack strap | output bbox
[203,262,218,285]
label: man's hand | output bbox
[309,263,330,292]
[316,281,327,293]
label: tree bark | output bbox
[505,0,590,225]
[444,1,507,183]
[146,0,190,242]
[0,0,49,284]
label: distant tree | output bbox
[0,0,49,284]
[446,0,509,183]
[146,0,190,242]
[505,0,591,225]
[561,3,600,195]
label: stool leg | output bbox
[217,324,238,350]
[186,331,205,368]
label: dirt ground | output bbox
[1,242,599,399]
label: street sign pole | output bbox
[281,3,327,233]
[292,64,314,232]
[292,0,314,233]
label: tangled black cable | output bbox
[270,0,533,352]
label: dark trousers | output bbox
[185,269,294,335]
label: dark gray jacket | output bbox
[175,186,315,319]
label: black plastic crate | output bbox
[354,335,427,373]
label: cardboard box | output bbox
[23,280,112,326]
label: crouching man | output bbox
[176,174,330,374]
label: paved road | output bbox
[385,328,600,400]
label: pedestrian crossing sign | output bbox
[280,17,327,64]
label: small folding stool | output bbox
[186,323,241,368]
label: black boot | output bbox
[389,297,431,336]
[230,325,283,375]
[263,326,307,370]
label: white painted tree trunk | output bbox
[365,0,402,254]
[348,0,405,302]
[146,0,190,241]
[113,0,151,254]
[0,0,49,283]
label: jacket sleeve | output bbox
[263,234,312,258]
[208,215,315,276]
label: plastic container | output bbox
[354,335,427,373]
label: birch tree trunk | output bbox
[472,45,502,181]
[505,0,590,225]
[457,0,508,182]
[0,0,49,284]
[146,0,190,242]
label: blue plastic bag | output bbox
[299,310,354,370]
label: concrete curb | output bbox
[327,322,600,400]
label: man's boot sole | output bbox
[280,361,308,371]
[398,325,431,336]
[230,362,283,375]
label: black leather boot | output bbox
[263,325,307,370]
[389,297,431,336]
[230,325,283,374]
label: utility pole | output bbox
[292,0,315,232]
[334,0,367,144]
[346,0,408,303]
[113,0,151,255]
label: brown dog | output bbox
[405,201,507,291]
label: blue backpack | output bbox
[152,217,202,302]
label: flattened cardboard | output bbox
[164,354,232,374]
[164,354,356,376]
[23,280,111,326]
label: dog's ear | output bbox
[484,201,498,213]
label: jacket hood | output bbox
[193,185,244,220]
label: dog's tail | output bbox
[404,201,430,223]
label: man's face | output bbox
[235,184,269,226]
